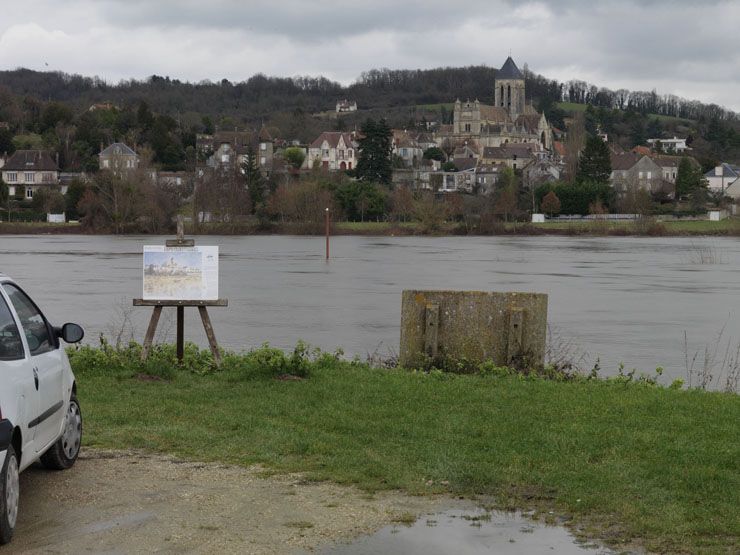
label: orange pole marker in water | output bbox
[325,208,330,260]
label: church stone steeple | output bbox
[494,56,526,119]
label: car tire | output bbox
[0,444,19,545]
[40,393,82,470]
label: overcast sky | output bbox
[1,0,738,111]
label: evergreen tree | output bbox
[576,135,612,185]
[242,145,265,213]
[675,157,706,198]
[0,128,15,156]
[356,118,393,185]
[0,177,7,206]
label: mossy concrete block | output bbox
[399,290,548,368]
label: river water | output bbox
[1,234,739,386]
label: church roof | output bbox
[515,114,542,133]
[497,57,524,80]
[479,105,511,124]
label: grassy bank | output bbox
[70,343,739,553]
[2,219,739,237]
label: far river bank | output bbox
[2,218,740,236]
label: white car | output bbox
[0,273,83,544]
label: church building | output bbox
[448,57,552,151]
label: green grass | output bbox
[70,343,739,553]
[555,102,694,124]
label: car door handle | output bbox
[33,367,39,390]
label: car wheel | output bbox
[0,444,19,544]
[40,393,82,470]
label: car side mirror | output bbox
[59,323,84,344]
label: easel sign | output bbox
[143,245,219,301]
[133,217,228,365]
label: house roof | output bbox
[705,162,740,179]
[258,126,273,142]
[2,150,58,171]
[632,145,652,156]
[482,144,534,160]
[610,152,642,171]
[553,141,566,157]
[651,155,682,168]
[453,158,478,171]
[497,56,524,80]
[99,142,137,157]
[310,132,355,149]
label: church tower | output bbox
[494,56,526,120]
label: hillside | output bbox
[0,64,739,172]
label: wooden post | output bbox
[134,299,228,366]
[325,208,330,260]
[141,306,163,361]
[198,306,221,364]
[176,305,184,363]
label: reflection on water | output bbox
[317,509,624,555]
[1,234,739,386]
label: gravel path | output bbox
[9,449,459,554]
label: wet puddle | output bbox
[317,508,627,555]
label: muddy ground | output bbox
[8,449,464,554]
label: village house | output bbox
[704,163,740,194]
[99,142,139,173]
[475,164,500,193]
[392,130,425,168]
[335,99,357,113]
[609,152,671,196]
[1,150,59,198]
[647,136,689,153]
[196,127,274,175]
[308,132,357,171]
[480,144,535,170]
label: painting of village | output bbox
[143,249,204,300]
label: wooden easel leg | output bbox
[176,306,184,363]
[198,306,222,366]
[141,306,163,361]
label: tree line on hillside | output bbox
[1,63,736,125]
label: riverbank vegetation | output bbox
[70,342,740,553]
[5,216,740,237]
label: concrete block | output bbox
[400,290,548,370]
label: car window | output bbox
[0,294,24,361]
[3,284,54,356]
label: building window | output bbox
[646,171,652,179]
[260,157,266,165]
[638,171,644,179]
[260,143,266,151]
[339,150,345,159]
[322,149,329,157]
[464,123,471,132]
[26,188,33,198]
[42,172,53,183]
[24,172,34,183]
[6,172,17,182]
[221,154,230,163]
[348,149,353,157]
